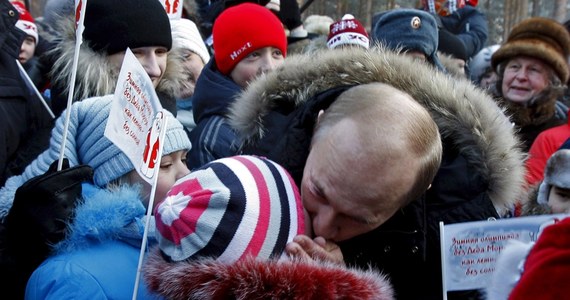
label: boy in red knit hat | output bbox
[188,2,287,169]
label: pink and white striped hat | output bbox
[155,155,305,262]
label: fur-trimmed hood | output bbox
[52,183,149,255]
[144,249,394,300]
[49,16,188,104]
[229,46,525,214]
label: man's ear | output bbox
[316,110,325,125]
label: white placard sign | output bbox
[104,48,164,183]
[440,214,570,296]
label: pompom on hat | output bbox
[11,1,38,43]
[82,0,172,55]
[327,14,370,49]
[170,18,210,65]
[537,149,570,205]
[212,3,287,75]
[372,8,445,71]
[155,155,305,263]
[492,17,570,83]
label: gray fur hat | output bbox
[537,149,570,204]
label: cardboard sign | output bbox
[440,214,569,296]
[104,48,164,183]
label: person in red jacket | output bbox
[526,113,570,187]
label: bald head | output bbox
[303,83,442,241]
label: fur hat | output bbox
[537,149,570,205]
[12,96,191,187]
[11,1,38,43]
[212,3,287,75]
[508,217,570,299]
[170,18,210,65]
[372,8,445,71]
[327,14,370,49]
[83,0,172,55]
[155,155,305,262]
[469,44,500,83]
[492,17,570,82]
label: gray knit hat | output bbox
[16,95,190,187]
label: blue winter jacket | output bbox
[187,60,241,169]
[25,184,160,300]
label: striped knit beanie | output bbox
[155,155,305,262]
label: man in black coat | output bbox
[228,46,525,299]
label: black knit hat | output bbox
[83,0,172,55]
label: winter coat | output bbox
[439,6,488,59]
[187,59,241,169]
[228,46,525,299]
[0,0,53,186]
[525,112,570,186]
[48,16,187,117]
[25,184,159,300]
[144,249,394,300]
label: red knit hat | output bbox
[327,14,370,49]
[11,1,38,43]
[509,217,570,299]
[213,3,287,75]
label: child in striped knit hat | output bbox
[145,155,395,299]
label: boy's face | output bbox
[19,36,36,64]
[548,186,570,214]
[129,150,190,211]
[108,46,168,88]
[230,46,284,89]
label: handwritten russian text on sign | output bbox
[440,214,569,293]
[104,48,163,183]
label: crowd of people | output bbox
[1,0,570,299]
